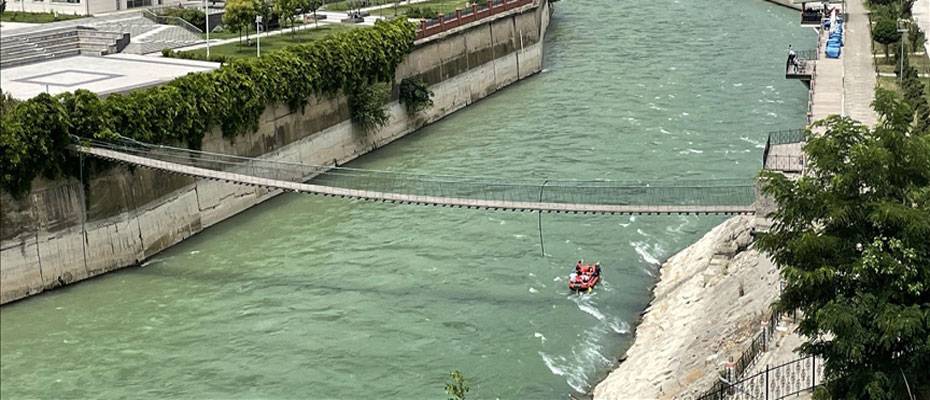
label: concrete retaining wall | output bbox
[0,0,551,304]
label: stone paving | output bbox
[842,0,878,127]
[0,12,204,55]
[808,0,878,128]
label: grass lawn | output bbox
[0,11,84,23]
[183,23,360,60]
[323,0,394,11]
[373,0,472,17]
[203,20,309,40]
[874,50,930,74]
[878,76,930,102]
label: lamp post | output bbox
[203,0,210,58]
[255,15,263,58]
[897,19,908,82]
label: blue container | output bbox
[825,45,841,58]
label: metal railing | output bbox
[767,129,806,146]
[761,129,806,173]
[416,0,534,40]
[693,309,824,400]
[800,10,823,25]
[795,49,819,61]
[764,155,805,173]
[142,8,204,34]
[696,355,824,400]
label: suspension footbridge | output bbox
[72,135,801,216]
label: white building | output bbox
[5,0,167,16]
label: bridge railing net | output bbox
[81,137,757,207]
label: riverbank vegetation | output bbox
[0,18,417,197]
[399,78,434,113]
[758,88,929,399]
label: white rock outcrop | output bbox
[593,216,780,400]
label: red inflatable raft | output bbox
[568,263,601,292]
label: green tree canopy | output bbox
[223,0,255,38]
[273,0,299,31]
[757,88,930,399]
[873,17,903,58]
[302,0,322,27]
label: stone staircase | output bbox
[0,27,129,69]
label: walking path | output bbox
[842,0,878,126]
[810,0,878,128]
[810,42,844,123]
[170,19,337,52]
[359,0,436,12]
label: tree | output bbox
[252,0,273,29]
[907,24,926,52]
[302,0,322,27]
[757,88,930,400]
[224,0,255,42]
[444,370,469,400]
[873,17,902,59]
[273,0,299,32]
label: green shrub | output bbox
[873,17,902,58]
[349,83,390,130]
[404,6,438,18]
[157,7,207,31]
[399,78,433,114]
[162,47,230,64]
[0,18,417,197]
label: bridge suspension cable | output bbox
[72,135,759,215]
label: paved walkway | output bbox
[170,19,337,52]
[811,39,844,123]
[843,0,878,126]
[809,0,878,128]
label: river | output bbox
[0,1,814,398]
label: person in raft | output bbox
[594,262,601,277]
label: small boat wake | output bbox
[536,296,631,393]
[538,323,615,394]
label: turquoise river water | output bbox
[0,1,815,398]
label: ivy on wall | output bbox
[349,83,391,131]
[399,78,434,114]
[0,18,416,197]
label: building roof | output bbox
[0,53,219,100]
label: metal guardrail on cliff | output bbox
[415,0,535,40]
[691,310,825,400]
[696,355,824,400]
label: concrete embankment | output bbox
[593,217,780,400]
[0,0,551,304]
